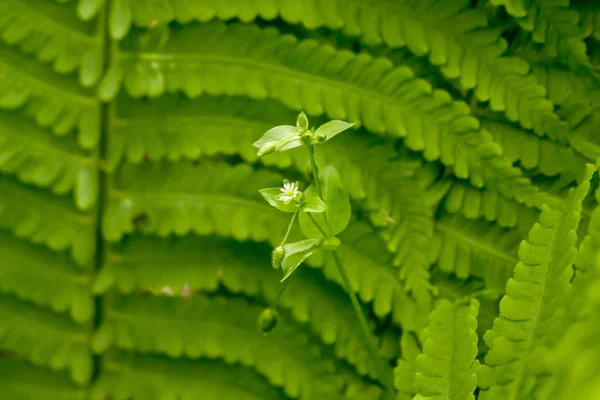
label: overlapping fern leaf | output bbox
[102,21,551,212]
[413,299,480,400]
[478,163,596,399]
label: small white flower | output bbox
[277,181,301,204]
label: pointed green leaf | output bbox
[302,196,327,213]
[300,166,351,238]
[281,239,321,281]
[313,120,355,143]
[259,187,299,213]
[253,125,302,154]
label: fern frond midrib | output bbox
[123,51,403,109]
[110,190,267,209]
[1,245,89,284]
[507,210,578,400]
[105,306,326,373]
[0,61,95,106]
[435,220,518,265]
[7,0,96,45]
[113,115,270,131]
[2,299,88,342]
[0,125,94,167]
[102,359,268,400]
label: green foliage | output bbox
[478,164,595,400]
[1,0,600,399]
[413,299,480,400]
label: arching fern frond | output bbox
[433,213,521,292]
[394,332,421,400]
[558,102,600,160]
[107,1,568,141]
[536,201,600,399]
[0,358,87,400]
[478,163,596,400]
[95,234,384,381]
[108,94,296,170]
[428,177,541,229]
[368,167,436,317]
[0,110,99,210]
[492,0,592,70]
[102,21,549,211]
[93,350,289,400]
[0,232,93,322]
[530,62,600,105]
[103,160,291,244]
[0,176,96,266]
[0,0,103,86]
[0,42,100,149]
[0,294,92,384]
[93,294,347,400]
[413,299,480,400]
[482,116,589,183]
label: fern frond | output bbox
[95,234,384,380]
[0,110,99,210]
[478,163,596,400]
[103,21,549,211]
[0,0,103,86]
[482,116,589,182]
[109,94,296,170]
[0,232,93,322]
[428,177,541,229]
[578,0,600,40]
[0,358,87,400]
[0,41,100,149]
[530,62,600,105]
[0,176,96,266]
[370,168,436,316]
[493,0,592,70]
[558,102,600,160]
[0,294,92,384]
[433,213,521,292]
[394,332,421,400]
[536,201,600,399]
[103,160,291,244]
[93,350,288,400]
[413,299,480,400]
[94,294,347,400]
[109,1,568,140]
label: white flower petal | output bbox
[280,188,287,194]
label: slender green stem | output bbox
[281,208,300,245]
[306,143,395,397]
[308,217,396,399]
[307,144,323,200]
[271,279,291,310]
[308,213,328,238]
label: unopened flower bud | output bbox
[296,111,309,131]
[272,246,285,270]
[315,133,327,143]
[258,308,278,334]
[300,132,312,145]
[257,142,277,157]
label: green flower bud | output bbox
[315,133,327,143]
[272,246,285,270]
[296,111,309,131]
[258,308,278,334]
[300,132,312,146]
[257,142,277,157]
